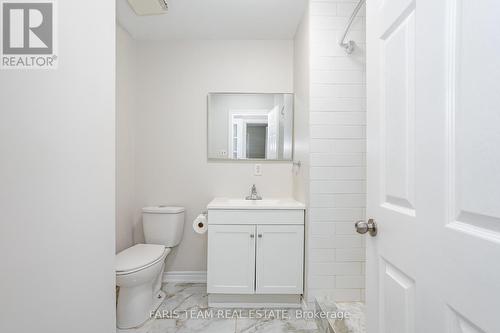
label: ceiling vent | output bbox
[127,0,168,16]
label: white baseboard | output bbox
[163,271,207,283]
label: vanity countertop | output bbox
[207,197,306,210]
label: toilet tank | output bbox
[142,206,185,247]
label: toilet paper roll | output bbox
[193,214,208,234]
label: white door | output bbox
[366,0,417,331]
[255,225,304,294]
[207,225,256,294]
[366,0,500,332]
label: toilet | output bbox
[115,206,185,329]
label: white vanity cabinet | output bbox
[255,224,304,294]
[206,198,305,307]
[207,224,256,294]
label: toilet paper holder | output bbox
[193,211,208,234]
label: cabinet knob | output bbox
[258,234,262,238]
[250,234,255,238]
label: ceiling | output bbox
[117,0,307,40]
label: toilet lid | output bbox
[116,244,169,273]
[142,206,185,214]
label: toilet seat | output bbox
[116,244,170,275]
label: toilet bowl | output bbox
[115,206,185,330]
[116,244,170,329]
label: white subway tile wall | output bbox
[307,0,366,302]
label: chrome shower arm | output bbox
[339,0,366,54]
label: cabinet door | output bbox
[207,225,256,294]
[255,225,304,294]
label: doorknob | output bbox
[355,218,377,236]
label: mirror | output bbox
[208,93,294,161]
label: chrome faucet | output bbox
[245,184,262,200]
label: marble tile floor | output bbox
[130,283,320,333]
[314,298,365,333]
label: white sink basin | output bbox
[207,197,305,210]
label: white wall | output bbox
[307,0,367,302]
[292,0,367,303]
[116,25,137,253]
[293,3,312,301]
[0,1,116,332]
[134,40,294,272]
[293,6,311,209]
